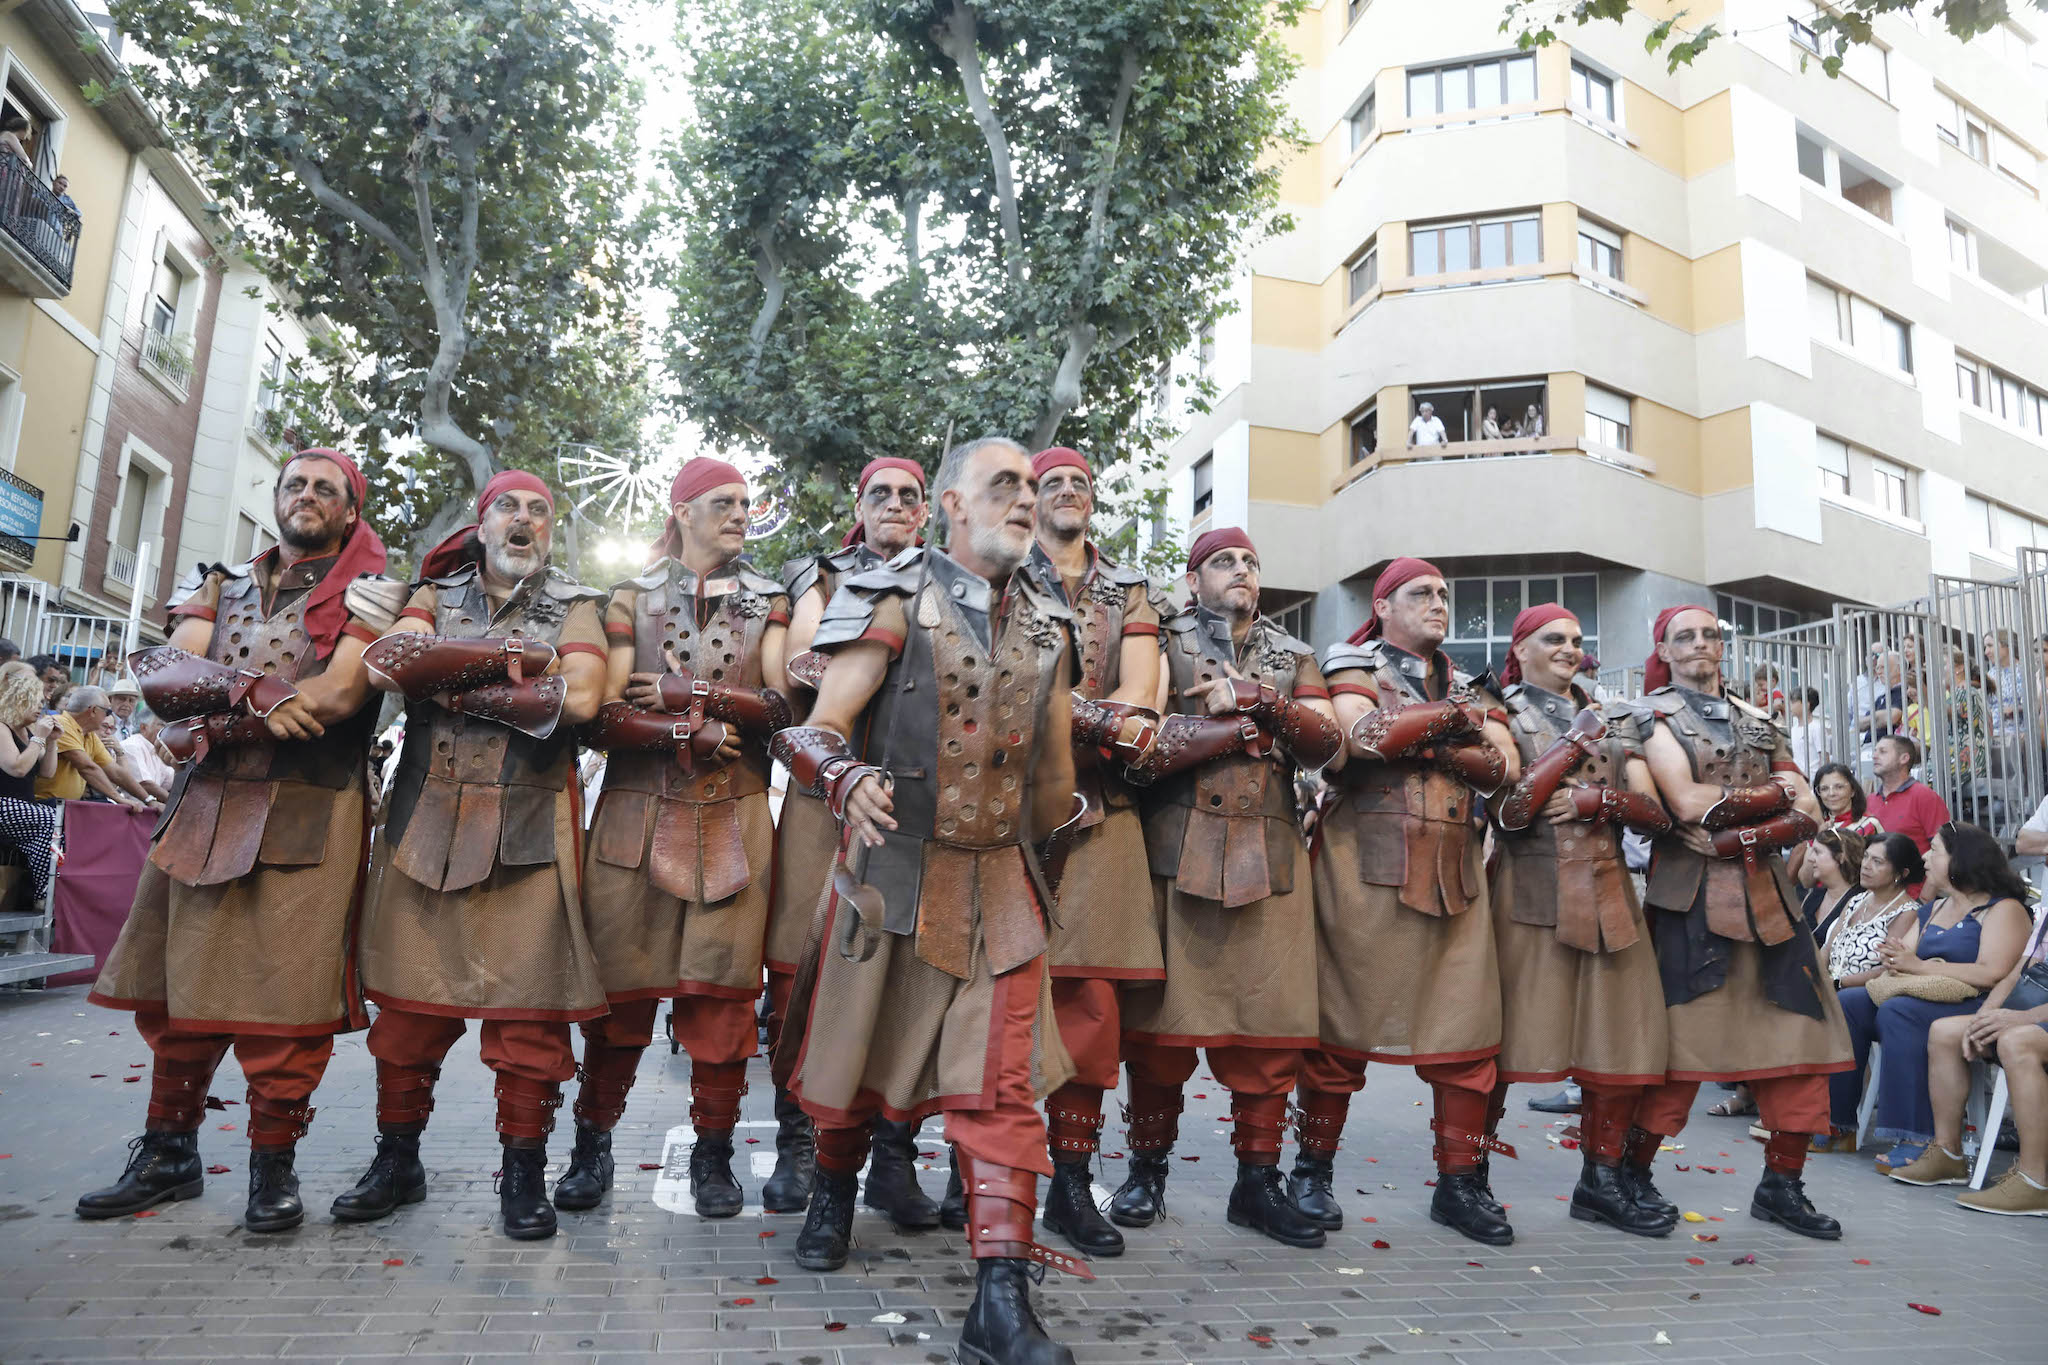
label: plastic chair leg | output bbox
[1971,1070,2008,1191]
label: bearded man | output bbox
[1632,605,1849,1239]
[331,470,609,1240]
[770,437,1085,1365]
[1113,527,1343,1250]
[761,456,931,1220]
[558,459,792,1217]
[81,448,400,1232]
[1019,446,1160,1259]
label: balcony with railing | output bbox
[138,325,194,398]
[0,154,78,296]
[106,541,137,588]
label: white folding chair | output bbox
[1855,1042,1883,1150]
[1969,897,2048,1188]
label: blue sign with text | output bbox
[0,471,41,539]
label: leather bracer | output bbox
[769,725,885,821]
[129,644,298,721]
[784,649,829,692]
[1122,711,1263,784]
[1702,780,1792,829]
[701,683,794,739]
[451,675,567,739]
[159,712,272,764]
[1348,696,1481,761]
[1434,738,1506,794]
[363,632,557,700]
[584,700,693,753]
[1711,809,1818,860]
[1070,695,1161,765]
[1230,679,1341,770]
[1498,709,1604,829]
[1568,783,1674,835]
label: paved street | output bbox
[1,984,2041,1364]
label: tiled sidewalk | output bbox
[2,986,2040,1363]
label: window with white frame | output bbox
[1410,377,1547,444]
[1406,54,1537,124]
[1807,276,1850,343]
[256,334,286,415]
[1150,362,1171,420]
[1796,127,1827,184]
[1446,573,1600,676]
[1191,452,1213,517]
[1570,60,1616,123]
[1871,457,1909,518]
[1409,211,1540,280]
[1840,39,1890,101]
[1816,433,1850,497]
[1577,217,1621,280]
[1347,90,1376,149]
[232,512,274,564]
[1789,14,1821,54]
[1807,274,1912,376]
[1965,494,1995,550]
[1955,351,2048,435]
[1584,383,1632,452]
[1347,0,1370,24]
[1717,592,1805,639]
[148,255,185,338]
[1197,322,1215,377]
[1881,311,1912,373]
[1934,87,2036,192]
[1947,217,1976,272]
[1347,239,1378,303]
[104,441,171,592]
[1349,403,1378,464]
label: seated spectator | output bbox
[1866,734,1950,857]
[119,715,173,793]
[1786,687,1830,776]
[0,660,59,904]
[36,686,156,809]
[1814,833,1923,1151]
[1914,912,2048,1213]
[1857,650,1907,743]
[1803,826,1870,946]
[27,654,65,711]
[1750,664,1784,719]
[2019,793,2048,859]
[0,637,19,667]
[1792,763,1881,888]
[1843,823,2029,1172]
[106,675,140,739]
[1942,647,1993,820]
[98,711,167,804]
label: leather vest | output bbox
[1643,685,1800,944]
[151,556,375,887]
[1498,682,1641,950]
[1025,541,1151,823]
[383,565,604,893]
[1142,606,1309,905]
[1323,638,1485,918]
[783,543,880,611]
[832,548,1073,975]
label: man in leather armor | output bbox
[1019,446,1161,1260]
[1485,604,1677,1237]
[769,437,1086,1365]
[1633,605,1851,1239]
[1114,526,1343,1251]
[81,448,400,1233]
[331,471,609,1241]
[562,458,793,1218]
[1300,557,1519,1245]
[763,455,933,1223]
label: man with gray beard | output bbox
[335,471,610,1241]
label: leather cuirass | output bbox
[1324,640,1485,918]
[1026,542,1151,825]
[1499,682,1641,950]
[383,565,602,893]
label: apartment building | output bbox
[1158,0,2048,673]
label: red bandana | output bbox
[1501,603,1579,685]
[1346,556,1445,645]
[1643,604,1717,693]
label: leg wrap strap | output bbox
[1579,1088,1637,1166]
[688,1061,749,1134]
[375,1062,441,1129]
[1120,1080,1184,1153]
[570,1050,643,1130]
[494,1075,564,1142]
[814,1122,873,1175]
[960,1154,1094,1280]
[1431,1086,1515,1173]
[1625,1126,1665,1170]
[1230,1093,1289,1163]
[1291,1088,1351,1158]
[246,1096,316,1149]
[1046,1085,1106,1156]
[1763,1129,1809,1176]
[145,1065,211,1132]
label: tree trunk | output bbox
[934,3,1025,291]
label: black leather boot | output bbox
[1750,1169,1842,1239]
[331,1131,427,1223]
[1226,1161,1326,1249]
[244,1146,304,1233]
[1107,1151,1169,1228]
[796,1168,858,1271]
[863,1117,939,1229]
[1471,1154,1506,1216]
[1570,1158,1675,1237]
[1042,1157,1123,1257]
[689,1133,744,1218]
[1429,1171,1514,1246]
[939,1148,968,1230]
[76,1131,203,1219]
[957,1257,1075,1365]
[550,1123,612,1212]
[759,1087,814,1213]
[1622,1159,1677,1221]
[1287,1152,1344,1230]
[498,1143,557,1241]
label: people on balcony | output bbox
[1408,401,1447,447]
[0,113,30,168]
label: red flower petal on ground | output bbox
[128,1063,143,1068]
[1371,1239,1390,1250]
[1181,1155,1199,1161]
[1555,1195,1568,1200]
[1362,1216,1377,1222]
[1465,1261,1483,1267]
[1685,1257,1705,1266]
[1718,1152,1728,1157]
[755,1276,777,1285]
[383,1258,404,1267]
[1707,1216,1724,1221]
[1366,1157,1378,1162]
[1731,1254,1756,1265]
[1853,1259,1872,1266]
[1558,1138,1580,1150]
[1423,1179,1437,1187]
[121,1075,138,1082]
[1674,1164,1690,1171]
[217,1125,235,1132]
[1692,1233,1719,1242]
[758,1230,775,1238]
[134,1210,159,1218]
[28,1061,40,1065]
[824,1322,848,1332]
[1246,1333,1272,1345]
[638,1163,662,1170]
[89,1074,105,1079]
[206,1164,230,1175]
[744,1138,759,1144]
[732,1298,754,1306]
[1908,1303,1941,1316]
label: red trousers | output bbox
[367,1008,576,1084]
[1298,1047,1497,1096]
[764,968,796,1056]
[136,1010,333,1149]
[1123,1039,1301,1164]
[1635,1074,1831,1139]
[812,956,1053,1178]
[1050,977,1123,1091]
[1124,1039,1299,1097]
[583,995,756,1063]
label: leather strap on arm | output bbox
[583,700,692,753]
[701,683,795,739]
[784,650,829,692]
[129,645,298,720]
[1498,709,1604,829]
[1434,738,1507,795]
[1347,696,1481,762]
[451,675,567,739]
[362,633,557,700]
[1229,680,1340,770]
[1702,780,1792,830]
[159,712,272,765]
[1070,695,1161,765]
[769,725,885,821]
[1123,711,1261,785]
[1710,809,1819,860]
[1568,783,1675,835]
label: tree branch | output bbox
[747,223,787,380]
[933,3,1024,291]
[902,188,923,293]
[289,155,426,279]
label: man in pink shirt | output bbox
[1865,734,1950,855]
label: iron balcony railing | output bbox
[139,325,194,392]
[0,154,79,291]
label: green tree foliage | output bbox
[1501,1,2038,73]
[103,0,654,552]
[661,0,1303,573]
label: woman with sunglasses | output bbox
[1789,764,1881,890]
